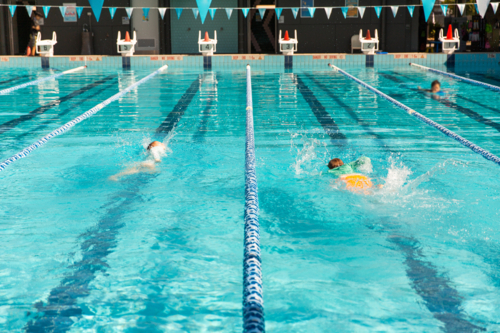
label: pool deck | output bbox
[1,52,499,71]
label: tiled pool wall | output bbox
[1,53,499,71]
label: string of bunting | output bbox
[1,0,498,23]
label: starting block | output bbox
[117,31,137,57]
[439,25,460,54]
[279,30,298,55]
[359,29,379,55]
[198,31,218,56]
[36,32,57,57]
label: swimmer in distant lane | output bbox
[109,141,166,181]
[328,156,382,192]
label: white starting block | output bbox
[36,32,57,57]
[439,25,460,54]
[117,31,137,57]
[279,30,298,55]
[198,31,218,56]
[359,29,379,55]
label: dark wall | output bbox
[40,0,131,55]
[277,0,418,53]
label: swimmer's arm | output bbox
[109,161,156,181]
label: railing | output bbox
[243,65,265,333]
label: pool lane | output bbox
[0,75,117,136]
[23,74,204,331]
[292,73,486,332]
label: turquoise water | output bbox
[0,66,499,332]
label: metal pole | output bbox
[0,3,7,55]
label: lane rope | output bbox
[243,65,265,333]
[0,65,168,172]
[329,63,500,166]
[0,66,87,95]
[410,62,500,93]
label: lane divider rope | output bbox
[329,63,500,166]
[243,65,265,333]
[0,66,87,95]
[409,63,500,93]
[0,65,168,172]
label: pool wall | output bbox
[0,53,498,71]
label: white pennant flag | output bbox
[391,6,399,17]
[324,7,333,19]
[226,8,233,19]
[491,2,499,13]
[358,6,366,18]
[457,4,465,15]
[158,8,167,19]
[125,7,133,18]
[26,5,34,16]
[476,0,490,17]
[192,8,199,18]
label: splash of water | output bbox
[289,133,330,176]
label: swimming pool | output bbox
[1,64,499,332]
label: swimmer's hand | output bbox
[109,175,119,182]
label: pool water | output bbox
[1,65,499,332]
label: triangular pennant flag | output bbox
[440,4,448,15]
[374,6,382,18]
[474,3,479,13]
[196,0,212,24]
[143,8,150,19]
[476,0,489,17]
[88,0,104,22]
[324,7,333,19]
[407,6,415,17]
[422,0,436,21]
[242,8,250,18]
[492,2,499,14]
[175,8,183,19]
[43,6,50,18]
[76,7,84,18]
[8,5,16,17]
[308,7,316,17]
[457,4,465,15]
[158,8,167,19]
[209,8,216,19]
[391,6,399,17]
[357,7,365,18]
[275,8,282,20]
[259,8,266,18]
[109,7,117,19]
[125,8,133,18]
[291,8,299,19]
[341,7,348,18]
[59,6,66,18]
[226,8,233,19]
[192,8,199,18]
[26,6,34,16]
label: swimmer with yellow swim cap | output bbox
[328,156,381,192]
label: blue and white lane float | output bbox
[328,63,500,166]
[243,65,264,333]
[410,62,500,93]
[0,65,168,172]
[0,66,87,95]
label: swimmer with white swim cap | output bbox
[328,156,382,192]
[109,141,166,181]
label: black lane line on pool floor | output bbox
[192,75,217,143]
[302,73,394,153]
[389,71,500,115]
[0,75,28,86]
[24,75,204,333]
[381,73,500,134]
[156,75,205,139]
[294,75,347,145]
[281,74,485,331]
[0,75,117,136]
[9,78,119,147]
